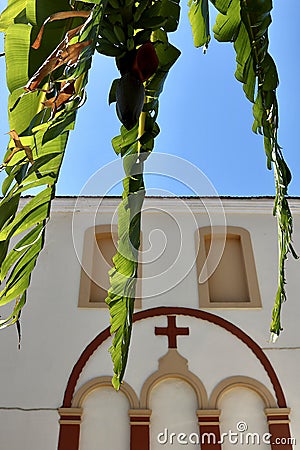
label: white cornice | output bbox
[17,196,300,215]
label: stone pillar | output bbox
[129,409,151,450]
[197,409,222,450]
[57,408,83,450]
[265,408,294,449]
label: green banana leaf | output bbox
[106,27,180,389]
[183,0,296,336]
[0,0,181,388]
[188,0,210,49]
[0,0,105,330]
[211,0,297,336]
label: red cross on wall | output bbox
[155,315,189,348]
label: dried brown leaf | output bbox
[42,80,76,114]
[32,11,91,50]
[25,26,92,92]
[0,130,34,169]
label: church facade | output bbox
[0,196,299,449]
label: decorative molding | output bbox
[265,407,291,425]
[209,375,277,409]
[57,408,83,450]
[129,411,151,425]
[265,407,291,416]
[58,408,83,416]
[57,308,294,450]
[197,409,221,425]
[268,420,290,425]
[61,307,288,409]
[128,409,151,450]
[71,376,139,409]
[197,409,222,450]
[58,407,83,422]
[129,421,150,425]
[128,409,152,418]
[265,406,293,450]
[58,407,83,425]
[197,409,221,417]
[59,420,81,425]
[139,349,208,409]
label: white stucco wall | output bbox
[0,197,299,449]
[79,387,130,450]
[150,379,199,450]
[219,388,270,450]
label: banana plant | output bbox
[0,0,296,389]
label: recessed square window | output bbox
[196,226,261,309]
[78,225,142,308]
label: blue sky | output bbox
[0,1,299,197]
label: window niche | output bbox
[196,226,261,309]
[78,225,141,308]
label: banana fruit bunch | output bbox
[96,0,175,129]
